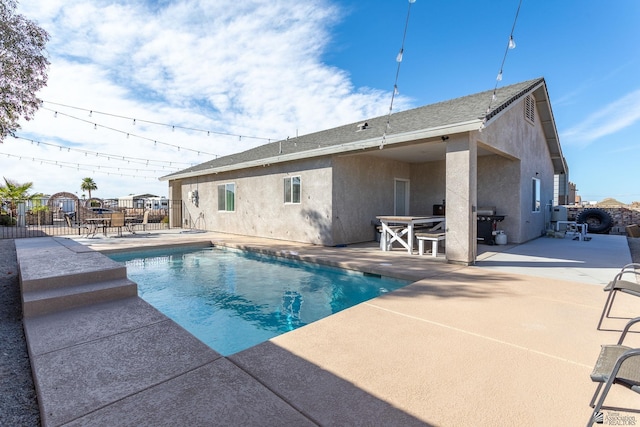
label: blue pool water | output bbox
[109,246,408,356]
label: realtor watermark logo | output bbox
[593,411,637,425]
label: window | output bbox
[217,183,235,211]
[284,176,301,204]
[524,94,535,124]
[532,178,541,212]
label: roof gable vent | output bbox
[524,94,535,124]
[356,122,369,131]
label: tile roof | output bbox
[162,77,545,179]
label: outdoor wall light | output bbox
[441,135,449,141]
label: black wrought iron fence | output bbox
[0,197,184,239]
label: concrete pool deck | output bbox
[15,230,640,426]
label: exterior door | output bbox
[394,179,409,216]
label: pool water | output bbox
[109,246,408,356]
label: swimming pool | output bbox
[109,246,409,356]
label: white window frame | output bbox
[532,177,541,212]
[284,176,301,204]
[217,182,236,212]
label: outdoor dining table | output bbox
[376,215,445,254]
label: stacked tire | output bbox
[576,208,613,234]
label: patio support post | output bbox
[445,135,477,265]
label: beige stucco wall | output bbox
[410,160,446,215]
[332,154,410,244]
[477,97,556,243]
[445,135,478,264]
[177,158,334,245]
[477,155,520,242]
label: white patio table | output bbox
[376,215,445,254]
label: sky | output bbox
[3,0,640,203]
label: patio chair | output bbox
[130,210,149,233]
[64,213,90,237]
[597,263,640,330]
[588,317,640,426]
[109,212,125,237]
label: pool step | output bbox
[19,252,127,293]
[22,278,137,318]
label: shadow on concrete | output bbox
[379,271,517,300]
[231,341,433,427]
[0,228,49,239]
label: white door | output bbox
[394,179,410,216]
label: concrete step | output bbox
[20,254,127,293]
[22,278,137,318]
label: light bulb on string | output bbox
[396,49,404,62]
[508,36,516,49]
[496,71,503,81]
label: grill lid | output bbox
[477,207,496,216]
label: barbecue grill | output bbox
[477,207,505,245]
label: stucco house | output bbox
[160,77,568,265]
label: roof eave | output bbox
[482,78,568,176]
[159,119,483,181]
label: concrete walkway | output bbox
[16,231,640,426]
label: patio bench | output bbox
[416,232,445,257]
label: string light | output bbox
[381,0,416,149]
[11,135,190,168]
[42,100,276,143]
[40,107,219,157]
[0,151,174,178]
[480,0,523,131]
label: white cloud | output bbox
[561,89,640,146]
[5,0,403,197]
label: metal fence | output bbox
[0,197,187,239]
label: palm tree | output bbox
[80,177,97,200]
[0,177,42,222]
